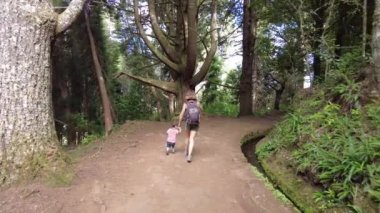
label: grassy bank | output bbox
[256,94,380,212]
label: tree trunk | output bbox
[85,10,113,136]
[372,0,380,85]
[150,86,163,120]
[0,0,85,182]
[168,93,175,115]
[239,0,257,116]
[274,86,284,111]
[311,0,326,81]
[0,0,57,178]
[363,0,368,57]
[178,80,192,108]
[252,55,259,112]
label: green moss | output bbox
[241,130,299,210]
[240,129,271,145]
[0,135,76,186]
[22,150,74,187]
[250,165,299,211]
[258,148,325,212]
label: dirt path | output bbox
[0,116,294,213]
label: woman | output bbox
[178,90,201,163]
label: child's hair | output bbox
[171,123,177,128]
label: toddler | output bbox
[165,124,181,155]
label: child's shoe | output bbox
[186,155,192,163]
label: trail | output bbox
[0,116,294,213]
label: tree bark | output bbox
[372,0,380,85]
[168,93,175,115]
[252,55,259,112]
[56,0,87,34]
[0,0,85,182]
[363,0,368,57]
[239,0,257,116]
[311,0,326,81]
[85,10,114,136]
[274,86,285,110]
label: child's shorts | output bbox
[166,142,175,148]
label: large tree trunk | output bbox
[372,0,380,85]
[85,10,114,136]
[0,0,85,182]
[239,0,257,116]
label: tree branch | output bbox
[208,80,238,90]
[133,0,180,72]
[184,0,198,80]
[191,0,218,85]
[218,23,242,46]
[56,0,87,34]
[148,0,177,62]
[115,72,178,94]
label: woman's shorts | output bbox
[186,123,199,131]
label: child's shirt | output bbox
[166,128,180,143]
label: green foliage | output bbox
[224,68,240,104]
[326,49,368,110]
[366,102,380,127]
[203,57,223,105]
[15,150,74,187]
[81,134,102,145]
[257,48,380,211]
[115,56,156,121]
[260,97,380,210]
[115,83,154,121]
[202,58,240,117]
[204,101,239,117]
[68,113,102,134]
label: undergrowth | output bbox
[257,51,380,212]
[20,148,74,187]
[203,101,239,117]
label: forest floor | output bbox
[0,115,295,213]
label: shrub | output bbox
[203,101,239,117]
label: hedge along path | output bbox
[0,116,294,213]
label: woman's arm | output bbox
[178,103,187,127]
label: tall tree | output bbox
[239,0,257,116]
[85,8,114,136]
[310,0,327,81]
[373,0,380,87]
[0,0,86,181]
[118,0,218,106]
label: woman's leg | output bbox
[187,130,197,161]
[185,130,190,156]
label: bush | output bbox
[203,101,239,117]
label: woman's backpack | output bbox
[186,100,200,125]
